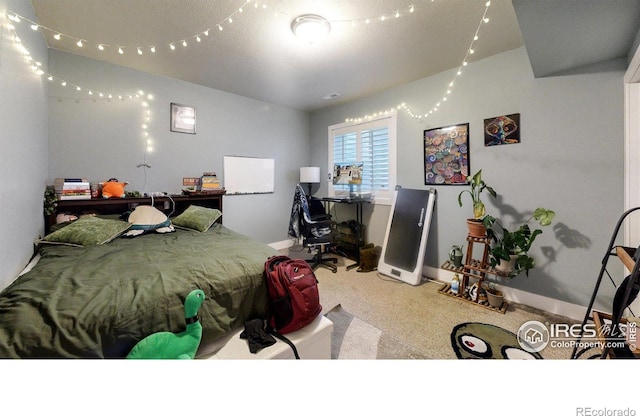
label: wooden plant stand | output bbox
[440,234,510,314]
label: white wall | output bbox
[311,47,627,311]
[47,50,310,244]
[0,0,49,290]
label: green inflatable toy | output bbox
[126,289,205,359]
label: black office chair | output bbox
[288,184,338,273]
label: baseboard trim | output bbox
[424,265,587,322]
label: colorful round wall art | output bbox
[423,123,469,185]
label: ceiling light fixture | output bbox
[291,14,331,44]
[322,92,340,100]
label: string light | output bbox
[5,10,154,184]
[7,1,485,123]
[5,1,260,56]
[277,2,416,28]
[290,3,416,27]
[6,1,420,186]
[8,0,418,58]
[345,1,493,122]
[5,10,144,102]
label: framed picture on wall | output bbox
[423,123,469,185]
[484,113,520,146]
[170,103,196,134]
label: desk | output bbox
[321,197,369,270]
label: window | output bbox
[328,114,396,205]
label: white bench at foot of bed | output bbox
[202,315,334,359]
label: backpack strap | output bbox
[267,326,300,359]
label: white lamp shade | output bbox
[300,167,321,183]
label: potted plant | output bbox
[44,185,58,216]
[484,282,504,309]
[482,207,555,277]
[457,169,497,237]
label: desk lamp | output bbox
[300,167,320,196]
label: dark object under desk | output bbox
[321,197,369,270]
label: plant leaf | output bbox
[533,208,555,226]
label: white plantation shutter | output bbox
[362,127,390,193]
[332,132,357,169]
[328,115,396,204]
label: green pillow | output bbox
[172,205,222,232]
[39,216,131,247]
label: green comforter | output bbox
[0,224,278,358]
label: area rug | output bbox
[324,304,427,359]
[450,322,543,359]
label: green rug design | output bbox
[451,322,543,359]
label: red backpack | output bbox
[263,255,322,335]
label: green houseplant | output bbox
[457,169,497,236]
[44,185,58,216]
[482,207,555,277]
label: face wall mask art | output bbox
[484,113,520,146]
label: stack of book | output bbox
[182,177,201,192]
[54,178,91,200]
[200,172,221,192]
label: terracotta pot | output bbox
[466,219,486,237]
[486,289,504,308]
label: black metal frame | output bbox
[571,207,640,359]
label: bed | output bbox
[0,194,280,358]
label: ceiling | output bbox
[25,0,640,112]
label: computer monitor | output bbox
[332,162,363,198]
[332,162,363,186]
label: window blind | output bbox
[329,115,396,204]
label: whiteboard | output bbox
[223,156,274,194]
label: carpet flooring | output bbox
[325,304,427,359]
[288,250,579,359]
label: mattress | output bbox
[0,224,278,358]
